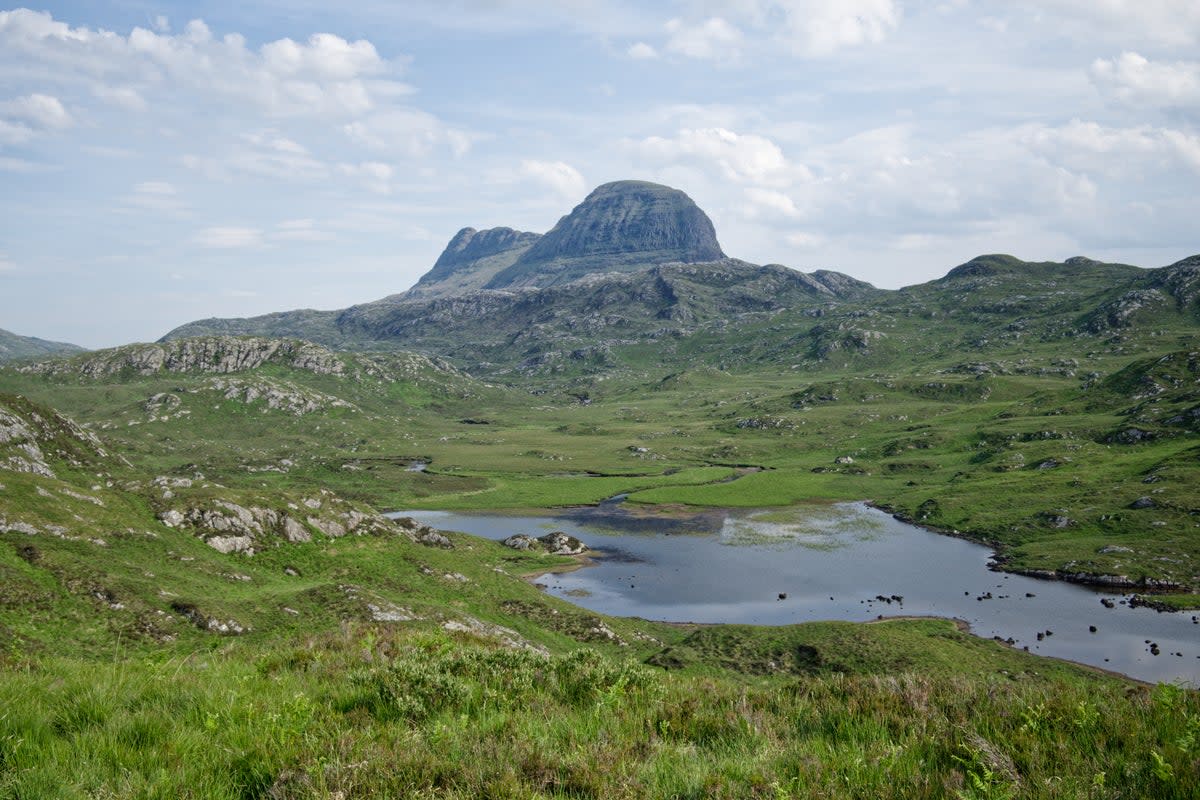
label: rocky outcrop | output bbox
[0,394,109,478]
[1147,255,1200,310]
[502,531,587,555]
[21,336,347,379]
[1082,289,1168,332]
[208,377,357,416]
[157,491,451,555]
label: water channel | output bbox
[396,501,1199,685]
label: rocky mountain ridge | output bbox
[155,180,1200,380]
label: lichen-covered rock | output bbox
[282,516,310,543]
[392,515,454,548]
[501,531,586,555]
[537,531,587,555]
[208,377,357,416]
[502,534,536,551]
[307,516,347,538]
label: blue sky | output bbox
[1,1,1198,347]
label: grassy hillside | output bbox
[3,333,1199,597]
[2,389,1198,798]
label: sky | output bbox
[1,1,1198,348]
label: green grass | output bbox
[2,627,1198,799]
[4,332,1200,796]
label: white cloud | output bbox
[664,17,743,61]
[272,218,336,242]
[0,156,57,172]
[0,9,407,118]
[1022,119,1200,176]
[260,33,384,81]
[1091,52,1200,107]
[627,41,659,60]
[741,187,805,220]
[674,1,901,58]
[0,119,33,146]
[0,253,17,273]
[1025,1,1200,47]
[135,181,176,196]
[785,231,826,249]
[519,159,586,198]
[339,160,395,193]
[1,93,73,129]
[630,127,802,186]
[192,226,263,249]
[122,180,187,215]
[344,109,472,158]
[183,130,330,182]
[772,0,902,56]
[92,85,148,112]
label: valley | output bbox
[2,180,1199,797]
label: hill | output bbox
[0,327,84,363]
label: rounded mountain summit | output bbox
[483,180,727,290]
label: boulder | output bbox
[537,531,587,555]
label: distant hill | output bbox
[0,327,85,363]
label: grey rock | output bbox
[502,534,537,551]
[282,516,310,543]
[206,535,255,554]
[537,531,587,555]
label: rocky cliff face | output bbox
[484,180,726,289]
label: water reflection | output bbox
[396,502,1199,685]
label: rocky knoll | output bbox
[156,487,452,555]
[485,180,726,289]
[17,336,474,391]
[0,392,108,478]
[20,336,346,378]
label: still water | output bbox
[396,502,1198,685]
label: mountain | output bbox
[160,179,870,366]
[160,178,1200,381]
[484,180,726,289]
[0,327,85,363]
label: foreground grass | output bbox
[3,627,1198,800]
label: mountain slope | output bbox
[406,226,541,300]
[0,327,85,363]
